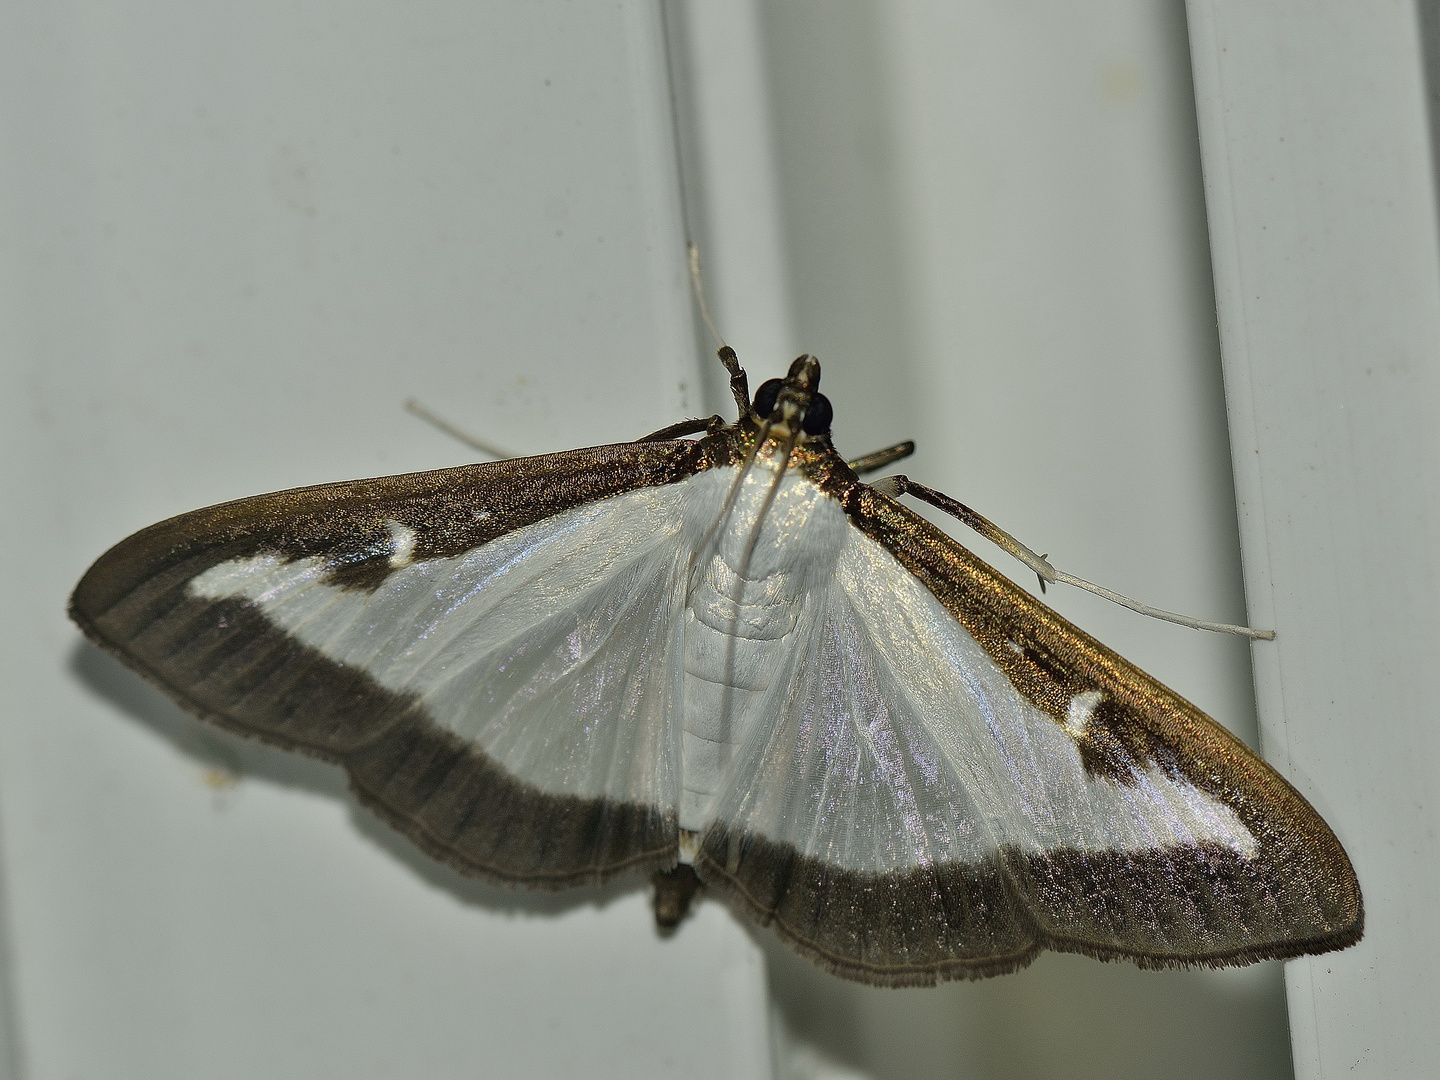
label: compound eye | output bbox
[753,379,784,418]
[802,393,833,435]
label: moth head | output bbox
[750,355,833,440]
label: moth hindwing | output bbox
[70,350,1361,987]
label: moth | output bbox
[70,348,1362,987]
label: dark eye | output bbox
[802,393,833,435]
[753,379,783,418]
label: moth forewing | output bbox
[69,439,714,888]
[69,351,1362,988]
[836,486,1361,971]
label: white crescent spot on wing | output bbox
[1065,689,1104,737]
[385,519,417,568]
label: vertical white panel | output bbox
[665,0,799,405]
[679,2,1297,1078]
[0,833,17,1080]
[0,2,771,1077]
[1187,3,1440,1077]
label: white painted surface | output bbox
[0,3,771,1078]
[1187,3,1440,1076]
[12,2,1416,1077]
[665,0,799,406]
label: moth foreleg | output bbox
[637,416,725,442]
[847,440,916,475]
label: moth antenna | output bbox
[731,433,798,591]
[871,474,1276,640]
[680,417,780,800]
[687,242,727,353]
[716,425,800,780]
[1044,570,1277,639]
[688,416,774,598]
[403,399,513,460]
[687,405,799,782]
[686,244,750,418]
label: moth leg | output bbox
[870,474,1056,585]
[638,416,724,442]
[651,865,704,936]
[870,474,1275,639]
[847,440,916,475]
[403,399,513,459]
[717,345,751,419]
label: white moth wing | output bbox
[830,530,1257,861]
[694,580,994,872]
[71,442,716,887]
[689,493,1357,984]
[698,503,1256,873]
[188,485,693,807]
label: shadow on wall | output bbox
[68,642,636,920]
[1415,4,1440,228]
[764,928,1292,1080]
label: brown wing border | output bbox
[73,439,712,611]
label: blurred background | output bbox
[1,2,1325,1077]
